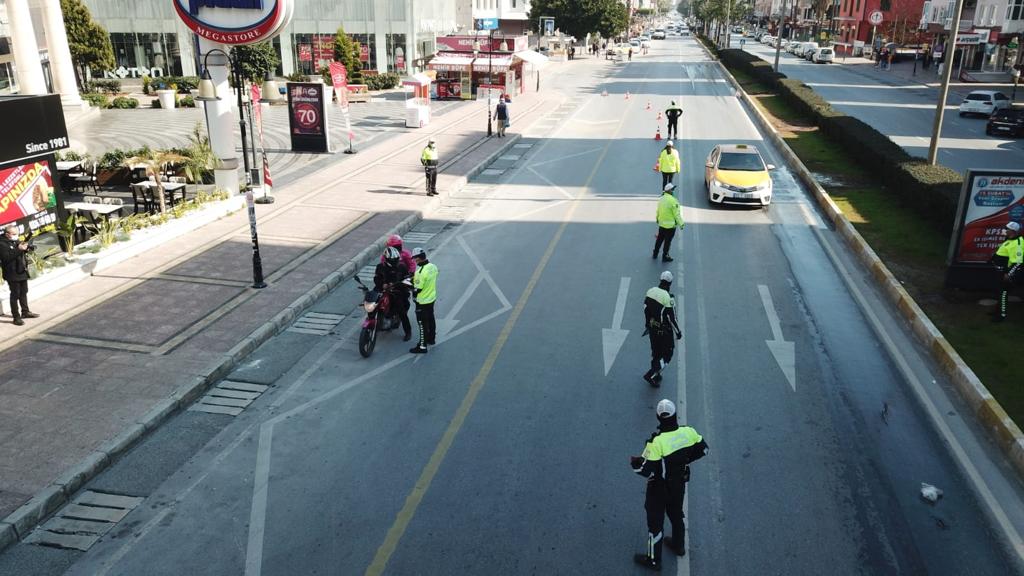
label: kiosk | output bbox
[403,73,432,128]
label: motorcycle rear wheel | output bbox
[359,323,377,358]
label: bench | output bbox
[346,84,370,103]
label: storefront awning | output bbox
[403,73,432,86]
[514,50,549,67]
[472,56,514,72]
[428,56,476,72]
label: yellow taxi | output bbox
[703,144,776,207]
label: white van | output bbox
[812,47,834,63]
[800,42,820,59]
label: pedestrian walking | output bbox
[409,247,438,353]
[886,50,893,71]
[496,97,509,137]
[631,399,709,570]
[569,46,575,60]
[991,221,1024,322]
[657,141,681,189]
[421,137,438,196]
[665,101,682,140]
[0,225,38,326]
[628,46,633,61]
[652,182,685,263]
[642,271,682,387]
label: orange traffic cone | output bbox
[654,127,662,141]
[646,101,651,110]
[657,111,663,121]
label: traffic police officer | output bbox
[421,137,439,196]
[643,271,682,387]
[409,247,438,353]
[664,101,683,140]
[652,183,685,263]
[991,221,1024,322]
[657,140,680,189]
[631,399,708,571]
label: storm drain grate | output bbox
[26,491,143,551]
[287,312,345,336]
[189,381,270,416]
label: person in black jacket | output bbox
[631,399,709,570]
[0,225,38,326]
[643,271,682,387]
[374,246,412,340]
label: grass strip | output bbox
[736,63,1024,424]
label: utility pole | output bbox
[774,0,786,72]
[927,0,966,165]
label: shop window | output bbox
[1009,0,1024,20]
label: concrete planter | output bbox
[0,195,244,308]
[155,89,177,109]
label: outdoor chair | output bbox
[73,161,100,195]
[102,197,125,218]
[130,183,154,215]
[84,196,100,204]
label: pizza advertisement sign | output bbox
[946,170,1024,288]
[286,82,330,152]
[0,157,61,235]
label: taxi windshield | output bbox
[718,152,765,171]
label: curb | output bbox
[710,57,1024,480]
[0,131,525,555]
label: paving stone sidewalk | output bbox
[0,79,562,548]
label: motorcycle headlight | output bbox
[363,301,378,314]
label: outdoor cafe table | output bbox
[134,181,187,206]
[64,202,123,217]
[56,161,82,172]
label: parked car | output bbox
[986,107,1024,136]
[761,35,774,45]
[959,90,1012,117]
[787,42,803,54]
[800,42,820,59]
[779,39,790,48]
[812,47,834,63]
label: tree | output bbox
[123,150,188,214]
[61,0,114,89]
[231,42,280,84]
[528,0,628,41]
[333,26,364,84]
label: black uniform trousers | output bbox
[644,331,675,379]
[661,171,676,188]
[653,226,676,259]
[667,119,679,139]
[415,301,436,346]
[7,279,29,319]
[424,166,438,195]
[644,477,686,564]
[998,274,1024,318]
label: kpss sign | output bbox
[946,169,1024,288]
[287,83,331,153]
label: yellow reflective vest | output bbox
[421,145,438,166]
[656,193,685,230]
[658,148,680,173]
[996,237,1024,266]
[414,262,438,304]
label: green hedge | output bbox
[365,72,400,91]
[718,48,962,232]
[84,79,122,94]
[82,93,109,108]
[109,96,139,109]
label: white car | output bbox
[812,48,834,63]
[800,42,819,59]
[779,39,790,48]
[787,42,802,54]
[652,29,666,39]
[959,91,1011,117]
[704,144,776,207]
[761,35,774,45]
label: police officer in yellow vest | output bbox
[631,399,708,571]
[658,140,681,189]
[409,247,438,353]
[652,183,685,263]
[991,221,1024,322]
[421,138,439,196]
[643,271,682,387]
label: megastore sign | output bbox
[174,0,294,45]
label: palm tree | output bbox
[181,123,219,185]
[123,149,187,213]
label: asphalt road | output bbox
[9,37,1024,576]
[739,37,1024,174]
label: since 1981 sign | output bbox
[174,0,294,45]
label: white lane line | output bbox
[757,284,797,391]
[527,146,604,167]
[457,235,512,309]
[758,284,785,342]
[601,277,631,376]
[527,165,576,199]
[810,226,1024,563]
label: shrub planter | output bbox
[156,89,177,109]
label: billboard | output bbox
[946,169,1024,288]
[287,82,330,153]
[0,158,60,235]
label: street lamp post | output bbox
[196,48,267,289]
[1013,67,1021,102]
[473,29,495,137]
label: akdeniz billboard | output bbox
[173,0,294,45]
[946,169,1024,289]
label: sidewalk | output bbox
[0,74,564,548]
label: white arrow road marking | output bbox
[758,284,796,391]
[602,277,631,376]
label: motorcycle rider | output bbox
[631,399,709,570]
[380,234,417,275]
[643,271,682,388]
[374,246,413,341]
